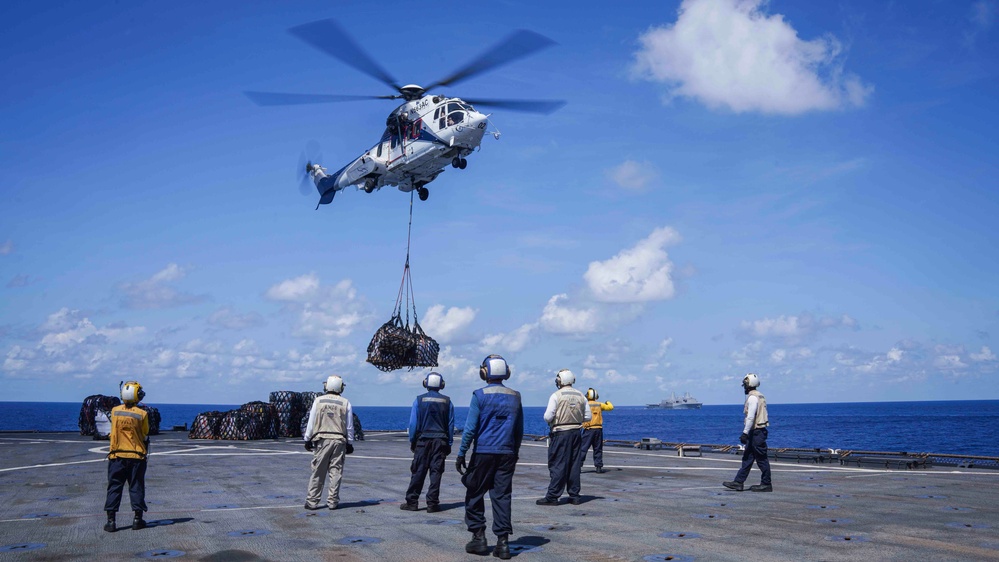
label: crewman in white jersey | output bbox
[723,373,772,492]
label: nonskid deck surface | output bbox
[1,432,998,561]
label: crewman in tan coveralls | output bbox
[303,374,355,510]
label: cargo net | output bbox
[78,394,121,436]
[189,399,282,441]
[138,404,161,435]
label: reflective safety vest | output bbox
[583,400,613,430]
[311,394,350,440]
[550,387,587,432]
[414,391,452,440]
[745,390,769,429]
[472,384,522,454]
[108,405,149,460]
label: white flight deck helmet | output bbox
[120,381,145,405]
[423,372,445,391]
[324,375,345,394]
[586,388,599,401]
[555,369,575,388]
[742,373,761,391]
[480,354,511,381]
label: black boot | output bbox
[132,510,146,530]
[465,529,488,554]
[493,534,511,559]
[103,512,116,533]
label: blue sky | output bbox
[2,0,998,407]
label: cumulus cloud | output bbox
[422,305,476,343]
[207,307,265,331]
[971,346,996,362]
[539,294,599,334]
[585,226,680,303]
[0,240,12,255]
[119,263,208,309]
[265,275,372,340]
[3,308,146,379]
[265,273,320,302]
[741,313,856,342]
[632,0,872,114]
[480,323,537,353]
[606,160,659,191]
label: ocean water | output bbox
[3,400,997,458]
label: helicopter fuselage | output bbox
[311,95,489,205]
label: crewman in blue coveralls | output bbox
[104,381,150,532]
[456,354,524,559]
[537,369,590,506]
[401,372,455,513]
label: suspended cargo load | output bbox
[366,195,440,371]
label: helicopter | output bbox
[246,19,565,207]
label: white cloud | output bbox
[119,263,208,309]
[934,355,968,370]
[0,240,12,255]
[606,160,659,191]
[480,323,537,353]
[741,313,857,342]
[971,346,996,362]
[632,0,872,114]
[266,276,371,340]
[584,226,680,303]
[539,294,599,334]
[422,305,476,343]
[265,273,320,302]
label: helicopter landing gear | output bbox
[418,187,429,201]
[363,178,377,193]
[451,157,467,169]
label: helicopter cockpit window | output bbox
[445,102,464,127]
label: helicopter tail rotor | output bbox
[297,140,323,195]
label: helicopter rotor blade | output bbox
[288,19,403,93]
[245,91,400,106]
[462,98,566,114]
[424,30,557,91]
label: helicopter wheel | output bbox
[418,187,429,201]
[451,157,461,169]
[458,158,467,169]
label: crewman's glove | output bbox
[304,440,314,452]
[739,433,749,445]
[410,441,416,453]
[444,444,452,456]
[345,443,354,455]
[455,455,467,475]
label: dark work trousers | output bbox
[406,438,449,507]
[462,453,517,536]
[579,427,604,469]
[734,427,771,486]
[545,429,582,501]
[104,458,148,513]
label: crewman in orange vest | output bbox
[104,381,150,532]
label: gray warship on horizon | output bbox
[646,391,703,409]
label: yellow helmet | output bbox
[120,381,145,404]
[586,388,599,401]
